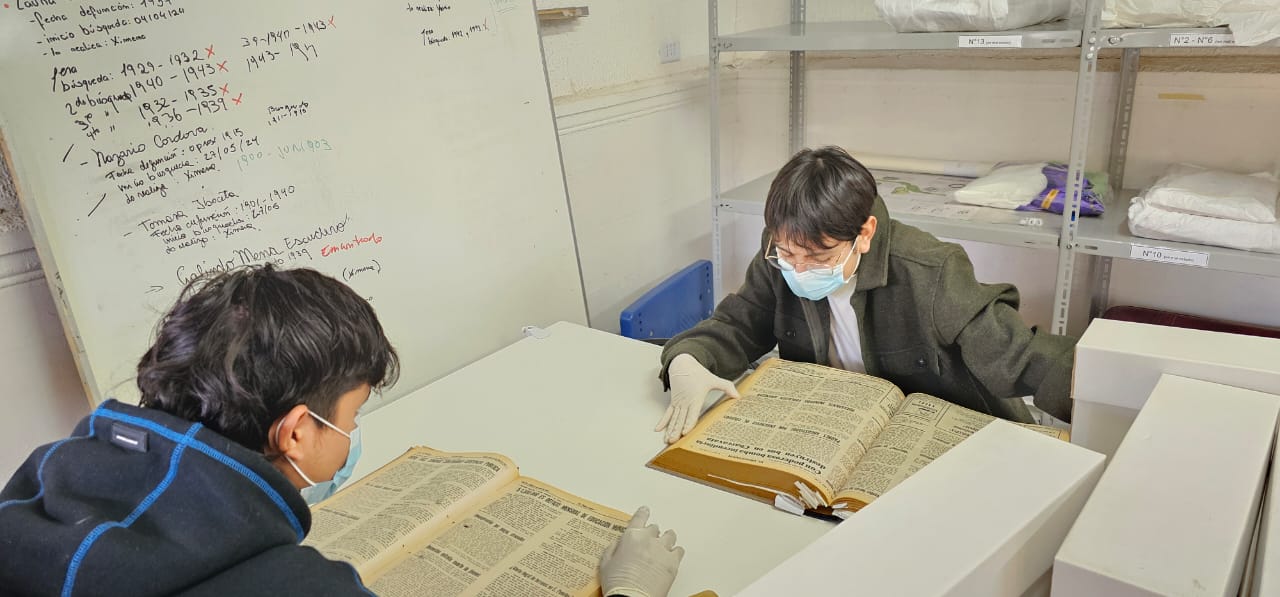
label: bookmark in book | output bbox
[794,481,827,509]
[710,474,807,516]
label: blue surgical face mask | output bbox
[280,410,362,505]
[780,247,861,301]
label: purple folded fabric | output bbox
[1014,162,1105,216]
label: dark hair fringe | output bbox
[764,146,877,250]
[136,264,399,451]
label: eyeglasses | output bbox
[764,241,852,276]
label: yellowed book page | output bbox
[652,358,904,505]
[367,477,630,597]
[303,447,519,578]
[834,394,1069,511]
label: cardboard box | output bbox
[1073,319,1280,458]
[1053,375,1279,597]
[737,421,1105,597]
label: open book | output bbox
[303,446,630,596]
[650,359,1069,519]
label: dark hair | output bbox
[764,146,877,250]
[137,265,399,451]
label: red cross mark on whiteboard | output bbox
[328,15,336,27]
[216,60,228,72]
[220,84,229,95]
[232,93,243,106]
[205,45,215,58]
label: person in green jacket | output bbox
[655,146,1076,444]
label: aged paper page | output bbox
[367,478,629,597]
[652,358,905,503]
[304,447,519,577]
[834,394,1068,510]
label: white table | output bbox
[352,321,830,596]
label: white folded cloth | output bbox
[1128,196,1280,255]
[1144,164,1278,224]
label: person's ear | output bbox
[858,216,878,253]
[268,404,312,461]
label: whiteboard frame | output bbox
[533,4,591,331]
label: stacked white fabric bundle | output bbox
[1128,164,1280,254]
[875,0,1073,32]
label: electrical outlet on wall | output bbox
[659,39,680,64]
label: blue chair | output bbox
[619,260,714,345]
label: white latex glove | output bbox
[655,353,741,444]
[600,507,685,597]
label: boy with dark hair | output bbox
[656,146,1076,444]
[1,265,398,595]
[0,265,683,596]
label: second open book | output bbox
[650,358,1068,518]
[302,447,628,596]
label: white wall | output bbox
[543,0,716,331]
[555,76,712,332]
[543,0,789,332]
[540,1,705,98]
[0,150,90,477]
[0,244,89,476]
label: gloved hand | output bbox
[600,506,685,597]
[655,353,741,444]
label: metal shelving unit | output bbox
[1077,190,1280,276]
[1084,29,1280,318]
[708,0,1279,335]
[1102,26,1280,48]
[716,19,1083,51]
[708,0,1102,335]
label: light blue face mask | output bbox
[779,247,861,301]
[281,410,362,505]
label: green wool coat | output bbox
[661,197,1075,423]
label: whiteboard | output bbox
[0,0,587,405]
